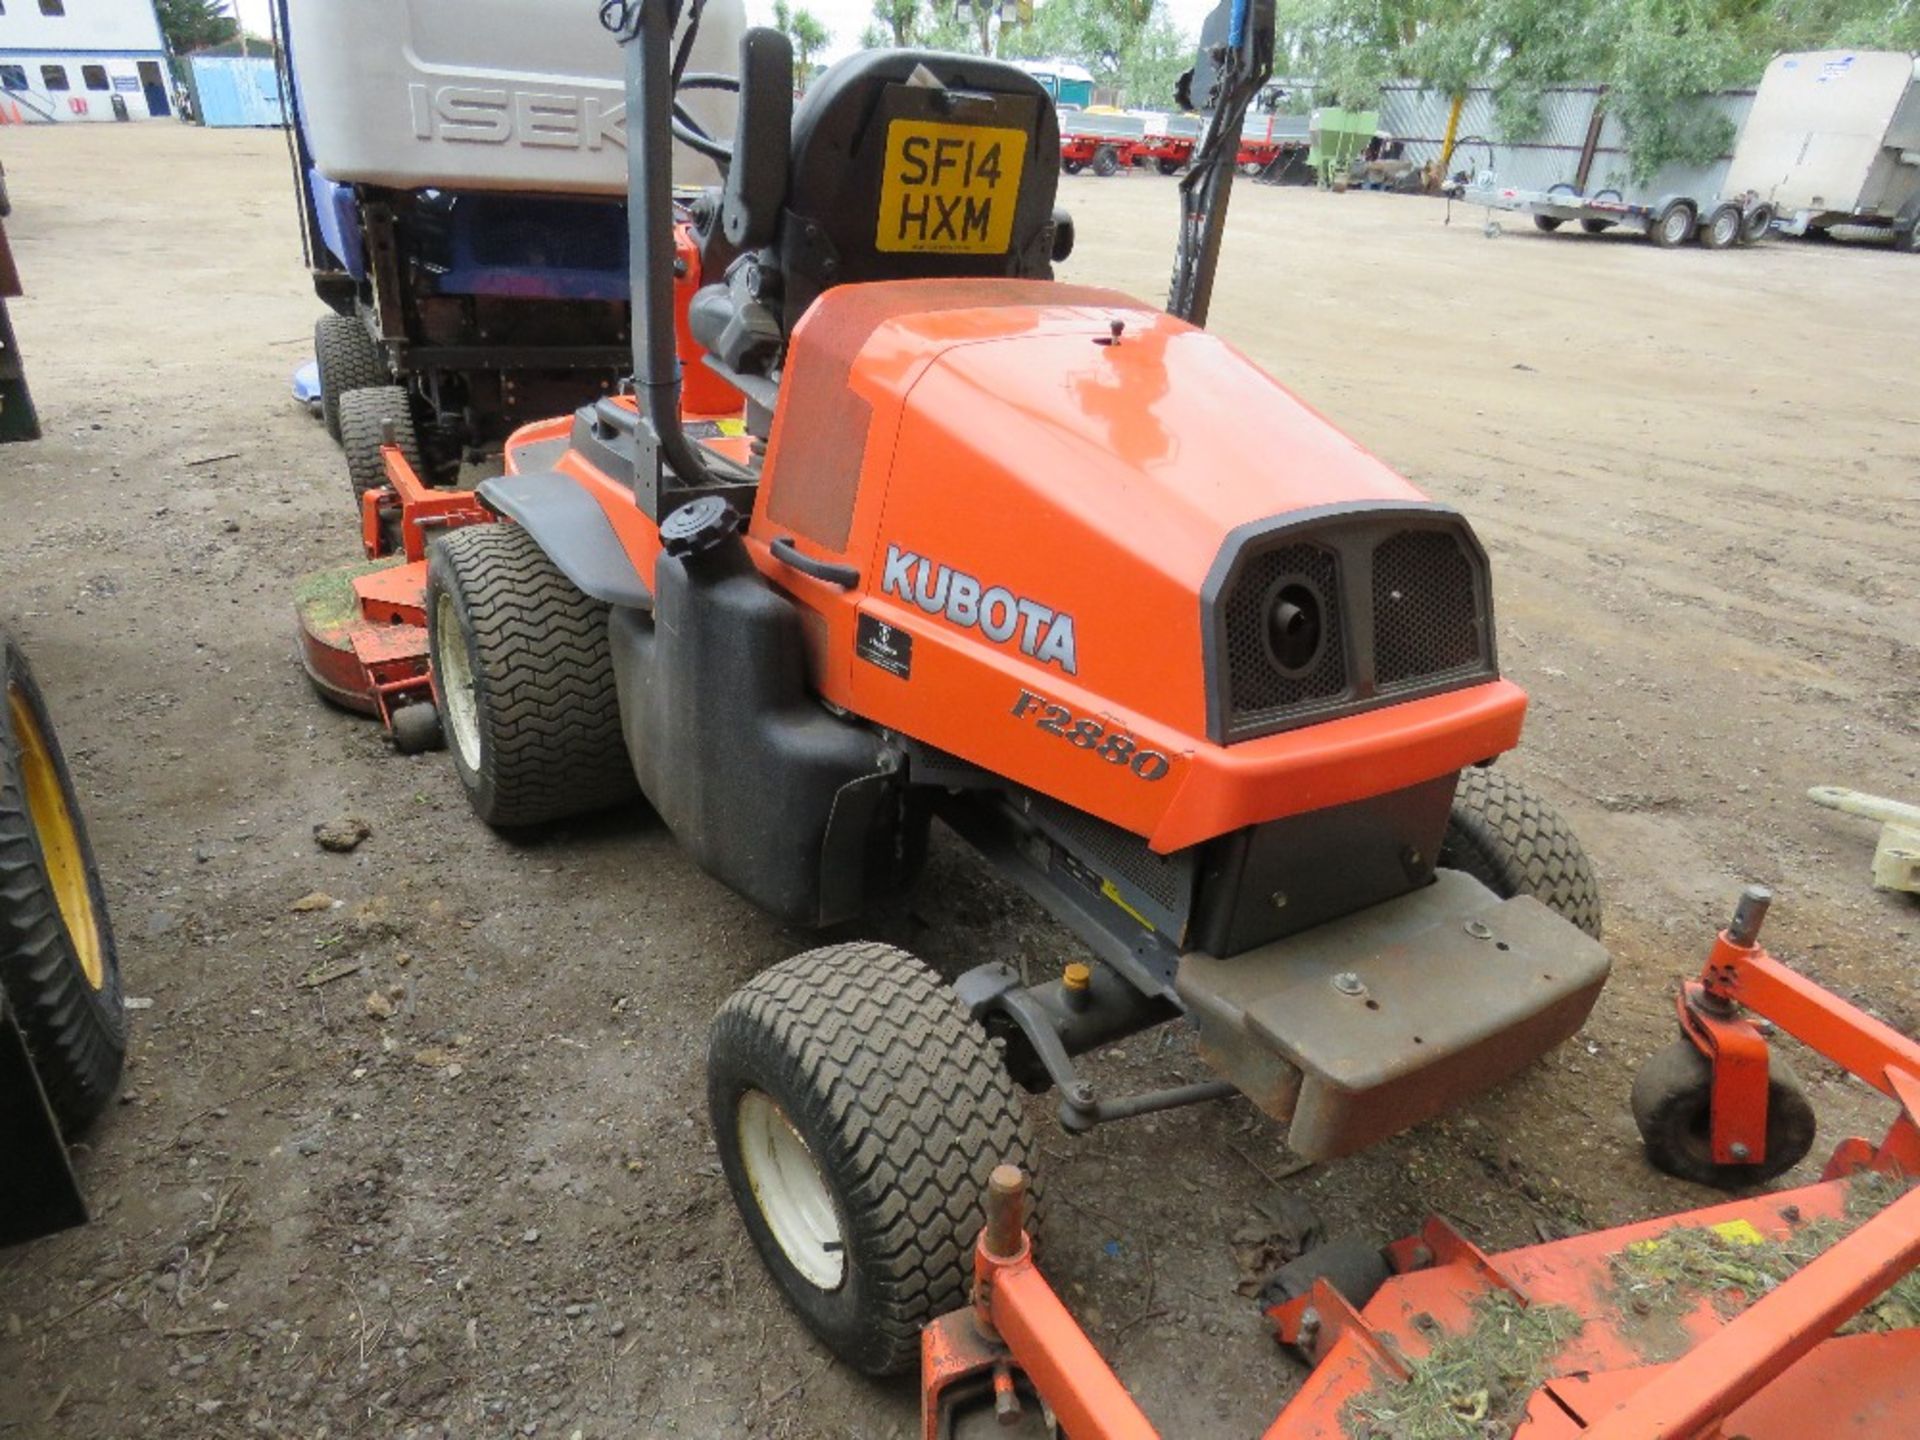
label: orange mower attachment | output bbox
[922,889,1920,1439]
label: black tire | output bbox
[1631,1039,1816,1188]
[1897,218,1920,253]
[1533,214,1564,233]
[1091,144,1120,178]
[1741,203,1775,244]
[1156,157,1182,176]
[314,313,386,444]
[708,942,1039,1377]
[1702,203,1742,250]
[1438,768,1603,938]
[1651,201,1696,248]
[389,702,444,755]
[1582,189,1622,235]
[1062,159,1084,175]
[0,636,125,1135]
[425,524,636,828]
[339,385,423,504]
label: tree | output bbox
[156,0,238,54]
[773,0,834,74]
[873,0,923,47]
[1273,0,1920,180]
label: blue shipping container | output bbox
[189,55,287,129]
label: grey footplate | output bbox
[1176,870,1610,1160]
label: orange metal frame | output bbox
[921,902,1920,1440]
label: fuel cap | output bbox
[659,495,741,558]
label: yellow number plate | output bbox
[876,119,1028,255]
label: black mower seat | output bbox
[689,41,1066,387]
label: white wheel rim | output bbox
[434,589,482,773]
[738,1090,845,1291]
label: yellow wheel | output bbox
[0,635,125,1133]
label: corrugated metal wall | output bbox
[187,55,286,129]
[1375,84,1755,202]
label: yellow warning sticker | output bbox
[876,119,1027,255]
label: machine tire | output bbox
[1702,203,1742,250]
[1262,1238,1392,1360]
[314,313,386,444]
[425,524,636,828]
[1631,1039,1816,1188]
[1651,201,1696,248]
[1741,203,1775,244]
[708,942,1039,1377]
[1439,768,1603,938]
[339,385,425,504]
[0,636,126,1136]
[1062,158,1084,175]
[1533,214,1564,233]
[1156,157,1182,176]
[1582,189,1621,233]
[389,702,444,755]
[1897,219,1920,253]
[1091,145,1121,178]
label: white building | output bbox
[0,0,172,122]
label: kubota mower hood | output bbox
[754,281,1523,852]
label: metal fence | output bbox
[1375,83,1755,203]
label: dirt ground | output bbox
[0,123,1913,1439]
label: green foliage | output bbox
[155,0,238,54]
[1276,0,1920,180]
[773,0,833,71]
[872,0,1189,105]
[873,0,923,46]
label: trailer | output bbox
[1464,176,1776,249]
[1724,50,1920,250]
[274,0,742,486]
[1060,111,1309,179]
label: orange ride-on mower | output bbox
[413,0,1612,1378]
[922,888,1919,1439]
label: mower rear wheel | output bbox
[1439,768,1603,937]
[1631,1039,1816,1188]
[314,313,386,443]
[708,942,1039,1376]
[339,385,424,505]
[0,635,126,1135]
[425,524,636,828]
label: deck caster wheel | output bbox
[388,702,443,755]
[0,636,126,1135]
[1631,1039,1816,1188]
[1439,769,1603,937]
[1261,1238,1392,1362]
[708,942,1039,1377]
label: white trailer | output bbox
[1723,50,1920,250]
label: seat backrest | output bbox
[777,49,1062,329]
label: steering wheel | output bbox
[673,72,740,171]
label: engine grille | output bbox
[1207,506,1496,744]
[1032,795,1193,917]
[1372,530,1484,690]
[1220,543,1347,722]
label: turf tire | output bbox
[1438,768,1603,938]
[425,524,636,828]
[339,385,424,504]
[0,636,126,1135]
[708,942,1039,1376]
[314,313,386,443]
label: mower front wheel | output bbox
[1631,1039,1816,1188]
[708,942,1039,1376]
[425,525,636,828]
[339,385,424,505]
[1439,768,1603,937]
